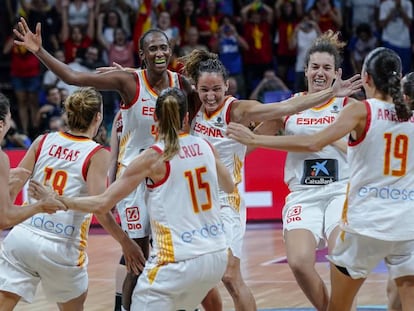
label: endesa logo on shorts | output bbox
[126,206,142,230]
[181,222,225,243]
[27,215,76,237]
[286,205,302,223]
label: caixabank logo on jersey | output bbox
[301,159,338,185]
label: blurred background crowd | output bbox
[0,0,412,148]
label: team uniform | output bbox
[329,99,414,280]
[283,95,349,248]
[117,69,182,238]
[190,96,247,258]
[0,132,103,303]
[131,134,228,310]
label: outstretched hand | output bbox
[122,239,146,275]
[96,62,125,74]
[331,69,362,98]
[96,62,136,74]
[226,122,257,145]
[28,180,67,213]
[13,17,42,54]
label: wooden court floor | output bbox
[5,222,388,310]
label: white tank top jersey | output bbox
[117,69,182,177]
[146,134,227,263]
[20,132,103,253]
[190,96,247,211]
[343,98,414,241]
[284,94,350,191]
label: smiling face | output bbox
[305,52,337,93]
[140,32,171,74]
[196,72,228,113]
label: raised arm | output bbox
[231,69,362,125]
[227,98,367,152]
[13,17,135,102]
[58,149,158,214]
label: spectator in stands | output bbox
[96,9,124,61]
[217,15,249,98]
[97,24,135,68]
[3,20,41,137]
[96,0,137,38]
[274,0,303,88]
[344,0,380,36]
[349,23,379,75]
[241,0,274,95]
[379,0,412,75]
[20,0,61,53]
[176,0,199,41]
[66,0,92,28]
[60,0,95,63]
[36,86,64,134]
[179,26,209,57]
[196,0,223,51]
[309,0,342,34]
[2,118,32,149]
[249,69,290,102]
[156,11,181,49]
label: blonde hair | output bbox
[155,87,188,160]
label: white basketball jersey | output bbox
[20,132,103,257]
[117,69,182,177]
[146,134,226,263]
[284,95,350,191]
[191,96,247,211]
[344,99,414,241]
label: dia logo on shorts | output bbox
[287,205,302,224]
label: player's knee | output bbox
[288,257,311,275]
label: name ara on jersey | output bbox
[48,144,81,162]
[377,108,414,122]
[193,122,225,138]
